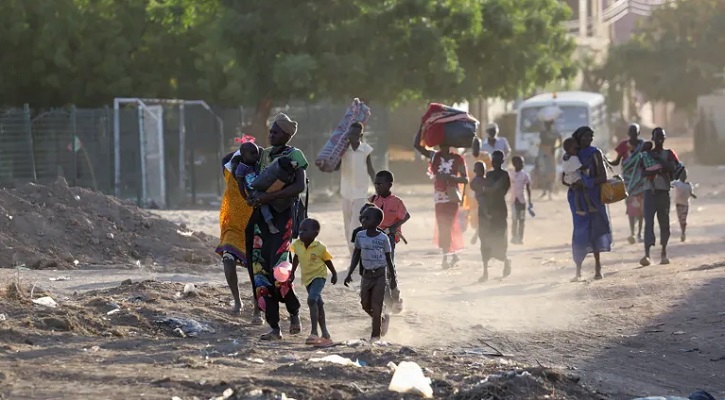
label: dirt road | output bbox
[1,163,724,399]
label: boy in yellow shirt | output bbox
[290,218,338,346]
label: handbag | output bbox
[600,155,628,204]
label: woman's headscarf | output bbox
[272,113,298,137]
[572,126,593,146]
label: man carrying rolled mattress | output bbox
[337,122,376,254]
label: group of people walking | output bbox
[216,115,408,344]
[564,124,691,281]
[214,112,694,343]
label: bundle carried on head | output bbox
[416,103,479,149]
[315,98,372,172]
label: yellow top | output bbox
[290,239,333,287]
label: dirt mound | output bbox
[0,178,217,270]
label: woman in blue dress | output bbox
[563,126,612,281]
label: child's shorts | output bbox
[306,277,326,303]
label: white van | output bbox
[515,91,610,166]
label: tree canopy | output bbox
[605,0,725,110]
[1,0,576,126]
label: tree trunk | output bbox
[250,97,274,146]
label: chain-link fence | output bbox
[0,105,112,190]
[0,101,390,208]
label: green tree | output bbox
[214,0,575,134]
[606,0,725,111]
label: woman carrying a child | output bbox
[430,144,468,269]
[245,113,308,340]
[562,126,612,282]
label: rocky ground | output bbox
[1,149,723,399]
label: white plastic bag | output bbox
[32,296,58,308]
[308,355,361,367]
[388,361,433,398]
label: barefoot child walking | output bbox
[344,207,398,341]
[672,169,696,242]
[290,218,337,346]
[509,156,533,244]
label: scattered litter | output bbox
[32,296,58,308]
[49,276,70,282]
[246,357,265,364]
[210,388,235,400]
[388,361,433,398]
[107,309,121,315]
[671,331,685,335]
[155,316,215,337]
[344,339,364,347]
[387,361,397,371]
[183,283,197,297]
[73,260,79,266]
[0,313,6,322]
[172,397,183,400]
[176,229,194,237]
[309,355,361,367]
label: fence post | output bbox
[71,105,78,186]
[178,103,186,205]
[23,104,38,182]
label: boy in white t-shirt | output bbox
[509,156,533,244]
[672,169,696,242]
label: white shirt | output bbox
[672,181,693,205]
[509,169,531,204]
[480,137,511,158]
[561,155,582,185]
[340,142,373,199]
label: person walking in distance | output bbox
[609,123,646,244]
[640,128,682,266]
[672,168,696,242]
[509,156,532,244]
[338,122,376,255]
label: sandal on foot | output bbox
[660,257,670,265]
[289,315,301,335]
[305,335,321,345]
[260,330,282,341]
[627,235,636,245]
[639,257,651,267]
[593,273,603,280]
[315,337,334,348]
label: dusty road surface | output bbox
[1,161,724,399]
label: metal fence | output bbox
[0,101,390,208]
